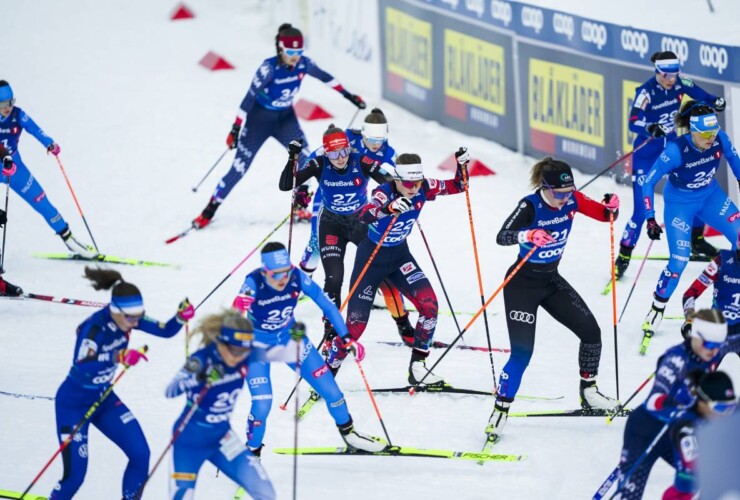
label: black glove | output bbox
[290,321,307,341]
[381,197,412,215]
[680,318,693,340]
[294,185,311,209]
[646,217,663,240]
[197,363,225,385]
[0,209,6,227]
[288,139,303,159]
[226,122,241,149]
[714,97,726,112]
[646,123,668,138]
[343,92,366,109]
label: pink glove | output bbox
[526,229,555,247]
[118,348,148,366]
[345,339,366,362]
[47,143,61,156]
[603,193,620,211]
[233,293,255,313]
[176,298,195,323]
[2,156,16,177]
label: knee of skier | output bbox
[126,438,150,472]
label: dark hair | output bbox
[396,153,421,165]
[275,23,302,56]
[324,123,343,137]
[529,156,572,189]
[364,108,387,124]
[262,241,286,254]
[83,266,141,298]
[675,103,716,130]
[650,51,678,63]
[0,80,9,88]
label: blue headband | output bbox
[261,249,291,271]
[690,113,720,133]
[110,294,144,316]
[655,59,680,74]
[218,325,254,348]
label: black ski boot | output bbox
[193,198,221,229]
[690,227,718,261]
[614,244,634,280]
[0,276,23,296]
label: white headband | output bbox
[691,317,727,344]
[362,122,388,139]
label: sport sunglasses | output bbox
[325,147,351,161]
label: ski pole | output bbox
[279,216,398,409]
[194,213,290,311]
[20,347,147,499]
[351,352,393,446]
[609,412,677,500]
[609,211,620,400]
[191,147,230,193]
[606,372,655,424]
[580,139,653,191]
[291,324,304,500]
[593,466,620,500]
[287,157,298,255]
[618,240,655,323]
[133,382,212,500]
[410,247,537,393]
[1,176,10,271]
[461,165,497,390]
[346,108,361,130]
[53,155,101,254]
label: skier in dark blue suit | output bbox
[193,23,366,229]
[50,268,194,500]
[0,80,95,257]
[614,51,724,279]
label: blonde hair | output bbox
[189,310,253,347]
[690,308,726,324]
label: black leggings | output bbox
[498,263,602,398]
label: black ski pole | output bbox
[580,138,653,191]
[1,176,9,271]
[191,147,230,193]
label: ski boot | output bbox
[579,378,619,412]
[395,312,415,347]
[484,397,513,444]
[338,418,387,452]
[408,349,444,386]
[57,225,97,259]
[0,276,23,296]
[248,444,264,458]
[640,295,668,355]
[690,227,718,261]
[193,197,221,229]
[614,245,634,280]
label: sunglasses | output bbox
[0,99,13,109]
[123,312,145,323]
[325,147,351,161]
[542,182,575,201]
[224,343,251,357]
[284,48,304,57]
[365,137,386,146]
[400,180,423,189]
[659,72,679,79]
[695,331,723,350]
[264,266,293,280]
[697,388,737,415]
[696,129,719,140]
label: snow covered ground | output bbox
[1,1,739,499]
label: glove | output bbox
[198,364,224,385]
[603,193,620,219]
[525,229,555,247]
[117,347,148,367]
[294,185,311,209]
[343,92,366,109]
[2,155,16,177]
[646,218,663,240]
[226,121,241,149]
[327,335,365,368]
[680,318,693,340]
[290,321,307,341]
[176,298,195,324]
[0,209,6,227]
[714,97,726,112]
[454,147,470,165]
[47,143,61,156]
[233,293,255,313]
[288,139,303,159]
[381,197,413,215]
[646,123,669,138]
[673,375,698,409]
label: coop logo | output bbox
[581,21,607,50]
[521,6,544,34]
[699,44,729,75]
[491,0,512,26]
[464,0,485,18]
[552,13,575,40]
[660,37,689,64]
[620,29,649,58]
